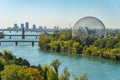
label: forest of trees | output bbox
[39,30,120,61]
[0,50,87,80]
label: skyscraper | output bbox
[13,23,19,30]
[32,24,36,30]
[25,22,29,30]
[21,23,24,30]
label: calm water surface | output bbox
[0,31,120,80]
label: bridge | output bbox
[0,28,56,33]
[3,28,40,39]
[0,39,38,47]
[4,34,40,39]
[0,28,40,47]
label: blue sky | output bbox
[0,0,120,28]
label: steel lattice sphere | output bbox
[72,16,106,38]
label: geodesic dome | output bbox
[72,16,106,38]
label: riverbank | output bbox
[39,30,120,61]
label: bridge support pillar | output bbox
[0,42,1,46]
[32,42,34,47]
[36,36,37,39]
[15,42,18,46]
[22,28,25,39]
[9,30,11,33]
[10,36,11,39]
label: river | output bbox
[0,31,120,80]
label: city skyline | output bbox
[0,0,120,28]
[7,22,60,30]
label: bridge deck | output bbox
[0,39,38,42]
[4,34,40,36]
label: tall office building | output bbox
[14,24,17,27]
[13,23,19,30]
[54,26,59,29]
[21,23,24,30]
[56,26,59,29]
[54,26,56,29]
[25,22,29,30]
[33,24,36,30]
[44,26,47,29]
[39,26,43,29]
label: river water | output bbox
[0,31,120,80]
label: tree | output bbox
[79,73,88,80]
[1,64,44,80]
[2,50,16,60]
[51,59,61,80]
[0,62,4,71]
[25,67,44,80]
[114,42,120,48]
[39,33,53,50]
[105,39,118,48]
[15,57,30,67]
[47,67,57,80]
[21,59,30,67]
[49,41,61,52]
[42,64,49,80]
[82,46,91,56]
[109,48,120,60]
[82,36,95,46]
[59,67,70,80]
[73,73,88,80]
[73,42,81,54]
[37,64,42,71]
[1,65,24,80]
[94,38,108,48]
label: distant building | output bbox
[32,24,36,30]
[72,16,106,38]
[39,26,43,31]
[7,27,12,30]
[20,23,24,30]
[13,24,19,30]
[56,26,59,29]
[54,26,59,29]
[39,26,43,29]
[25,22,29,30]
[44,26,47,29]
[54,26,56,29]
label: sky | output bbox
[0,0,120,28]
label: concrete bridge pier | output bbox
[22,28,25,39]
[16,30,19,33]
[32,41,34,47]
[9,36,11,39]
[15,42,18,46]
[36,36,37,39]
